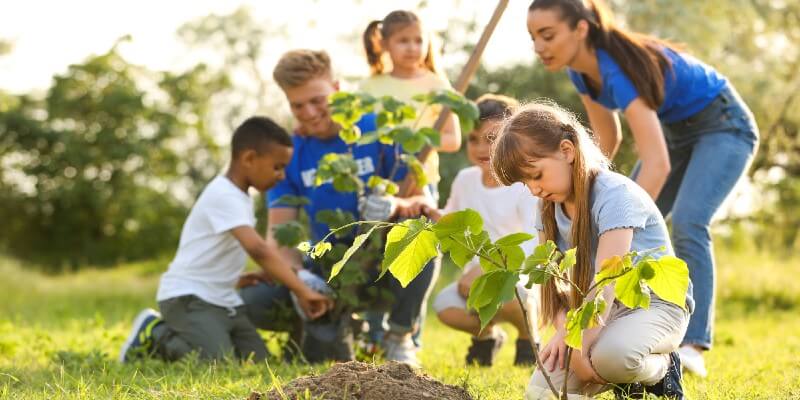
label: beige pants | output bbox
[525,298,689,400]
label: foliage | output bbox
[0,41,230,270]
[270,89,478,312]
[303,208,690,397]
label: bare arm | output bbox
[232,223,333,319]
[581,94,622,158]
[623,99,671,200]
[267,207,303,271]
[437,112,462,153]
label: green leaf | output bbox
[526,265,551,286]
[564,308,583,349]
[466,270,519,331]
[405,155,427,187]
[432,209,484,239]
[328,225,379,281]
[495,232,535,247]
[417,127,440,147]
[524,240,558,269]
[644,255,690,310]
[376,111,392,127]
[311,241,332,259]
[399,132,427,153]
[357,132,379,145]
[479,246,504,272]
[270,194,310,207]
[558,248,577,273]
[272,221,307,247]
[614,266,651,310]
[315,209,356,238]
[382,219,439,287]
[398,105,417,122]
[594,254,633,290]
[443,230,488,269]
[296,242,311,252]
[499,244,526,272]
[340,125,361,144]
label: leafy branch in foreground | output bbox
[298,208,689,399]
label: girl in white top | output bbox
[421,95,541,366]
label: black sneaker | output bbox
[465,328,506,366]
[513,339,539,366]
[612,352,684,400]
[646,351,685,399]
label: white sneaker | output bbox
[678,345,708,377]
[383,332,421,369]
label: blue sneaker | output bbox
[119,308,162,362]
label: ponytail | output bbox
[363,20,385,74]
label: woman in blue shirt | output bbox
[526,0,759,377]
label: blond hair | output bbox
[490,101,608,325]
[273,49,332,90]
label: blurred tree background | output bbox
[0,0,797,271]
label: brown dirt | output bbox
[250,361,474,400]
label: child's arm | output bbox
[266,208,304,271]
[231,225,333,319]
[437,113,462,153]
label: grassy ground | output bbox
[1,249,799,399]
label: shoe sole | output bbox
[118,309,157,363]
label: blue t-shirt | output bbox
[568,48,727,123]
[268,114,407,243]
[534,169,694,311]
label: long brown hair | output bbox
[491,101,608,325]
[529,0,679,110]
[362,10,439,75]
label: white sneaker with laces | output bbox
[383,332,420,369]
[678,345,708,377]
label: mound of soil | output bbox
[250,361,474,400]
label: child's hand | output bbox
[420,204,442,221]
[236,271,271,288]
[540,311,568,372]
[297,289,334,320]
[393,197,437,219]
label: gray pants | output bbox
[152,295,268,362]
[525,298,689,399]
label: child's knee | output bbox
[589,341,643,384]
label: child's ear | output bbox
[576,19,590,41]
[240,149,257,167]
[560,139,576,164]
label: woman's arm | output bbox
[623,99,671,200]
[581,94,622,158]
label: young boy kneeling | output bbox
[119,117,333,363]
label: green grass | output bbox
[1,250,798,399]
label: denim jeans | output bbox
[633,84,758,349]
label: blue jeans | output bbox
[634,85,758,350]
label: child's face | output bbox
[244,145,293,192]
[521,140,575,203]
[527,8,587,72]
[467,119,500,174]
[384,23,426,71]
[283,77,339,138]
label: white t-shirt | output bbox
[157,176,255,308]
[443,166,540,272]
